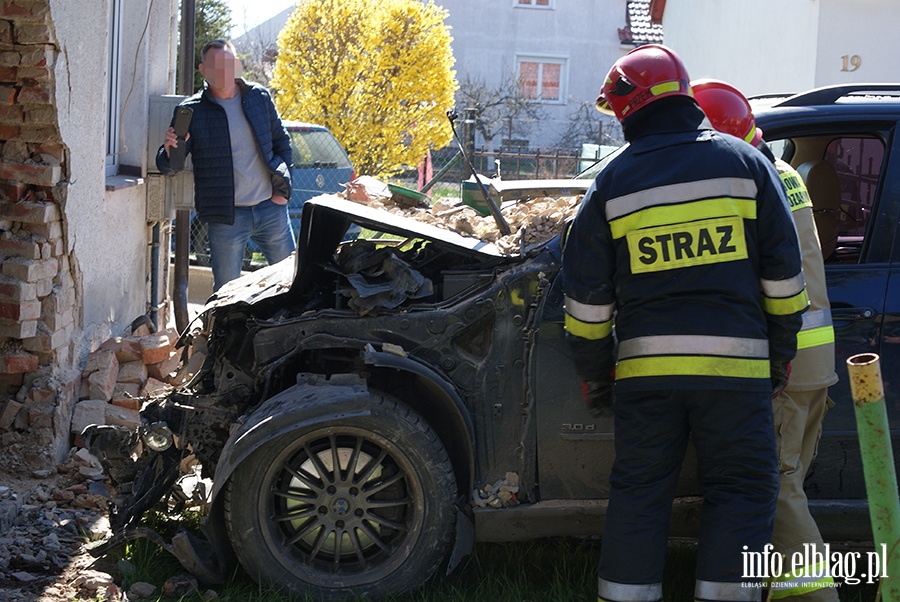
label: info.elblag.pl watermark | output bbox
[742,543,889,587]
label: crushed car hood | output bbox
[202,194,509,310]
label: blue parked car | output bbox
[189,121,355,266]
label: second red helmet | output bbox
[691,78,763,146]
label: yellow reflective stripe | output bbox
[779,170,813,212]
[609,197,757,239]
[743,125,757,144]
[769,561,836,598]
[650,80,681,97]
[770,577,835,598]
[762,289,809,316]
[564,313,613,341]
[616,356,770,379]
[797,325,835,349]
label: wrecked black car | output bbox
[84,171,878,598]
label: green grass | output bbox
[114,534,879,602]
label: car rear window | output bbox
[290,129,352,169]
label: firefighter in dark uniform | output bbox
[693,79,839,602]
[561,45,807,602]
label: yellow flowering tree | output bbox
[272,0,457,179]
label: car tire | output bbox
[223,392,457,599]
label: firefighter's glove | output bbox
[582,379,614,418]
[771,362,791,399]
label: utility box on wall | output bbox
[148,95,194,211]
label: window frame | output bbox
[516,54,568,104]
[513,0,553,8]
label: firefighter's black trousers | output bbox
[598,387,779,591]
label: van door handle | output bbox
[831,307,876,321]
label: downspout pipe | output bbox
[150,222,160,330]
[173,0,195,332]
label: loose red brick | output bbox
[84,348,118,375]
[111,382,140,407]
[0,65,16,83]
[70,399,106,434]
[140,377,171,398]
[147,351,180,383]
[105,403,141,429]
[99,336,143,363]
[111,397,140,411]
[140,334,172,365]
[116,360,147,385]
[87,366,116,402]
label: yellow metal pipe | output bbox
[847,353,900,600]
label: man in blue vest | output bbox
[157,39,295,292]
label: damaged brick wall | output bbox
[0,0,80,473]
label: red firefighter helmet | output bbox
[596,44,693,123]
[691,78,763,146]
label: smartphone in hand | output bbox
[169,106,192,171]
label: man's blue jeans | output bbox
[207,199,295,292]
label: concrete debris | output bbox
[0,446,115,601]
[338,178,582,256]
[472,471,520,509]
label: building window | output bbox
[517,56,566,103]
[515,0,553,8]
[106,0,122,176]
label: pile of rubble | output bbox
[0,448,115,601]
[0,445,220,601]
[473,471,520,509]
[68,322,185,443]
[341,177,583,255]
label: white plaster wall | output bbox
[815,0,900,87]
[49,0,175,362]
[662,0,819,97]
